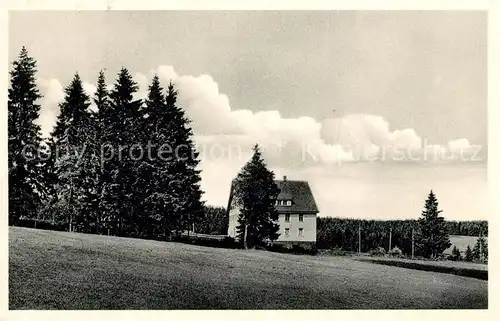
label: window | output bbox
[285,214,290,222]
[299,214,304,222]
[285,228,290,237]
[298,228,304,237]
[277,200,292,206]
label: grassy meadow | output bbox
[9,227,487,309]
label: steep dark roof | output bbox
[227,178,319,214]
[274,180,319,213]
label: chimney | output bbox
[283,175,287,181]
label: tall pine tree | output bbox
[480,237,488,262]
[138,75,166,238]
[415,190,451,258]
[100,68,143,236]
[39,136,59,224]
[472,238,481,260]
[234,144,280,249]
[141,77,204,240]
[163,82,204,236]
[450,245,461,261]
[92,70,110,234]
[476,233,488,262]
[75,115,101,233]
[50,73,93,232]
[465,245,473,262]
[8,47,45,225]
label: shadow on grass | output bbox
[361,258,488,280]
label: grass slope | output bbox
[9,227,487,309]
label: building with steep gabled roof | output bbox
[227,175,318,248]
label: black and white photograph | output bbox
[5,5,491,311]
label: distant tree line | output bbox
[8,47,205,240]
[317,218,415,253]
[318,218,487,252]
[317,191,487,259]
[445,220,488,237]
[195,206,228,235]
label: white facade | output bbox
[227,206,241,238]
[276,213,316,243]
[228,209,317,243]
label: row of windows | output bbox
[284,228,304,237]
[284,214,304,222]
[276,200,292,206]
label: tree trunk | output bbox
[243,224,248,249]
[34,211,39,228]
[69,180,73,232]
[411,228,415,259]
[389,228,392,252]
[96,207,100,234]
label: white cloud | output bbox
[35,78,101,136]
[83,82,97,97]
[320,114,422,161]
[36,78,64,136]
[387,128,422,150]
[445,138,483,162]
[448,138,471,151]
[35,68,481,168]
[34,67,483,207]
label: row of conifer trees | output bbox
[9,47,204,240]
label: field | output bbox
[9,227,487,309]
[446,235,488,255]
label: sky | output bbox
[8,11,488,220]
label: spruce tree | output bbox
[39,137,59,223]
[465,245,473,262]
[100,68,143,236]
[477,233,487,262]
[50,73,93,232]
[92,70,110,234]
[141,77,203,240]
[234,144,280,248]
[94,70,110,124]
[481,238,488,262]
[139,75,167,238]
[415,190,451,258]
[451,246,461,261]
[75,116,101,233]
[163,82,204,236]
[8,47,45,225]
[472,239,481,261]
